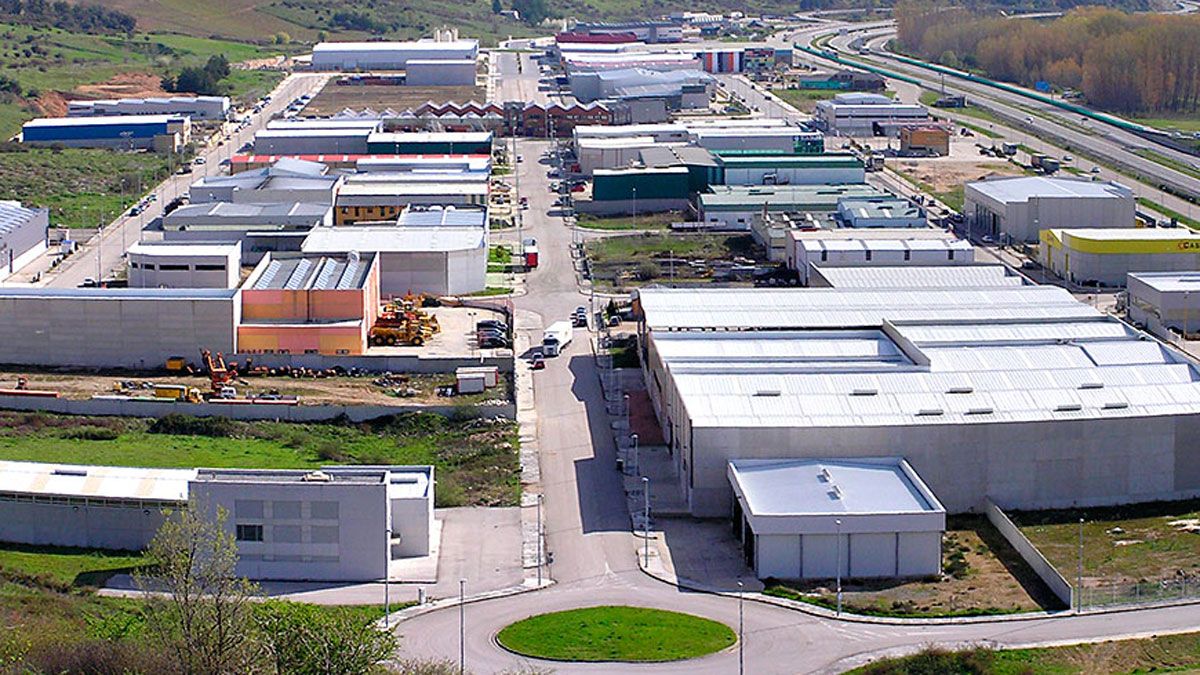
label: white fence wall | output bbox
[984,498,1073,608]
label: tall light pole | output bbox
[737,579,745,675]
[536,493,544,586]
[1077,517,1084,613]
[631,433,639,477]
[459,578,466,675]
[632,186,637,230]
[642,476,651,566]
[1185,290,1191,341]
[384,527,391,628]
[835,518,843,616]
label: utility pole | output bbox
[384,528,391,628]
[642,476,650,567]
[459,579,466,675]
[835,518,843,616]
[536,493,544,586]
[1077,517,1084,613]
[738,580,745,675]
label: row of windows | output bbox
[816,250,957,262]
[235,499,340,520]
[235,523,340,545]
[240,554,340,563]
[130,262,227,272]
[0,492,172,510]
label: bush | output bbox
[60,426,120,441]
[148,414,238,438]
[21,639,173,674]
[862,646,995,675]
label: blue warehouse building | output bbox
[21,114,192,151]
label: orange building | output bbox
[237,253,380,355]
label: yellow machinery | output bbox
[369,293,441,347]
[154,384,203,403]
[165,356,187,372]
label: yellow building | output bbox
[1039,227,1200,287]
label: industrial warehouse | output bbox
[0,460,434,582]
[634,285,1200,520]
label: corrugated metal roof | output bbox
[301,226,484,253]
[812,265,1020,289]
[967,176,1131,203]
[0,461,193,502]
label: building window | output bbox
[311,525,340,544]
[158,264,188,271]
[310,501,340,520]
[273,525,302,543]
[235,500,264,518]
[236,524,263,542]
[904,250,911,261]
[820,251,827,262]
[195,264,226,271]
[272,500,302,519]
[948,250,955,261]
[865,250,872,261]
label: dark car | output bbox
[479,335,509,349]
[476,319,508,332]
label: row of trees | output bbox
[163,54,232,97]
[0,0,136,34]
[895,2,1200,113]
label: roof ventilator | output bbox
[1055,403,1083,412]
[916,408,945,416]
[301,470,332,482]
[947,386,973,394]
[828,484,842,500]
[1078,382,1104,390]
[818,467,832,482]
[850,388,877,396]
[966,407,993,415]
[754,389,781,397]
[1102,401,1130,410]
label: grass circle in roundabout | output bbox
[495,605,736,663]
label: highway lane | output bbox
[39,72,329,289]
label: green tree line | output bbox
[895,2,1200,113]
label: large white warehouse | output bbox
[964,176,1135,244]
[635,286,1200,518]
[311,40,479,71]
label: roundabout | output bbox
[495,605,737,663]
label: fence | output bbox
[984,499,1074,609]
[0,395,516,422]
[1078,577,1200,610]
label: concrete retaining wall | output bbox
[984,498,1073,608]
[234,352,514,374]
[0,395,515,422]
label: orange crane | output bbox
[200,349,238,396]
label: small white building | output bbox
[68,95,230,121]
[311,40,479,71]
[0,201,49,279]
[964,176,1135,244]
[406,59,477,86]
[1127,272,1200,336]
[0,461,193,551]
[127,241,242,289]
[729,458,945,580]
[190,466,433,582]
[813,93,928,136]
[302,210,487,297]
[787,229,974,283]
[837,198,925,229]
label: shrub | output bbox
[60,426,120,441]
[148,414,238,438]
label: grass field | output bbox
[1014,499,1200,588]
[0,411,519,507]
[1131,115,1200,134]
[0,22,289,138]
[496,606,736,662]
[763,516,1058,618]
[853,636,1200,675]
[0,544,146,589]
[585,232,765,289]
[0,146,173,228]
[302,82,485,116]
[577,211,678,231]
[773,87,839,113]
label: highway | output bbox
[26,72,329,289]
[823,26,1200,206]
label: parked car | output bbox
[477,319,508,332]
[479,335,509,349]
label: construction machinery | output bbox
[369,293,441,347]
[200,349,239,395]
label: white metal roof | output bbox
[637,286,1097,330]
[313,40,478,53]
[967,176,1131,203]
[302,226,484,253]
[729,458,940,516]
[1128,271,1200,293]
[1046,227,1200,242]
[812,265,1021,289]
[24,114,185,127]
[0,461,194,502]
[127,242,240,258]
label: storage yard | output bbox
[300,84,486,117]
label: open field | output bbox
[1014,499,1200,588]
[0,22,289,137]
[496,606,736,662]
[891,157,1023,212]
[585,232,766,290]
[577,212,678,231]
[301,82,485,116]
[0,544,145,589]
[764,516,1058,618]
[773,87,839,113]
[853,635,1200,675]
[0,147,174,229]
[0,411,520,507]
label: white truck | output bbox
[542,321,573,357]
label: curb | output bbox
[383,578,555,629]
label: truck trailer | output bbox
[542,321,573,356]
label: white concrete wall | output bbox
[390,492,432,557]
[851,532,896,577]
[190,481,388,581]
[897,531,941,576]
[0,498,173,551]
[756,534,801,579]
[0,295,237,368]
[965,188,1135,243]
[722,166,864,186]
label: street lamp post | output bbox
[631,433,639,476]
[459,579,466,675]
[1077,517,1084,613]
[536,493,544,586]
[632,186,637,230]
[737,580,745,675]
[1185,291,1191,341]
[384,527,391,628]
[642,476,650,567]
[835,518,843,616]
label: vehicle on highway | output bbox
[542,320,573,357]
[194,157,206,165]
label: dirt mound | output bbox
[73,72,173,100]
[31,90,68,117]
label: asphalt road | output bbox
[41,72,329,289]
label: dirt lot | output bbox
[585,232,767,291]
[895,158,1023,194]
[302,82,486,116]
[73,72,171,100]
[766,516,1060,616]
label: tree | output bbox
[316,30,328,41]
[511,0,551,26]
[135,504,260,675]
[272,31,291,45]
[255,601,397,675]
[492,0,503,13]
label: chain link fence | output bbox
[1079,575,1200,610]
